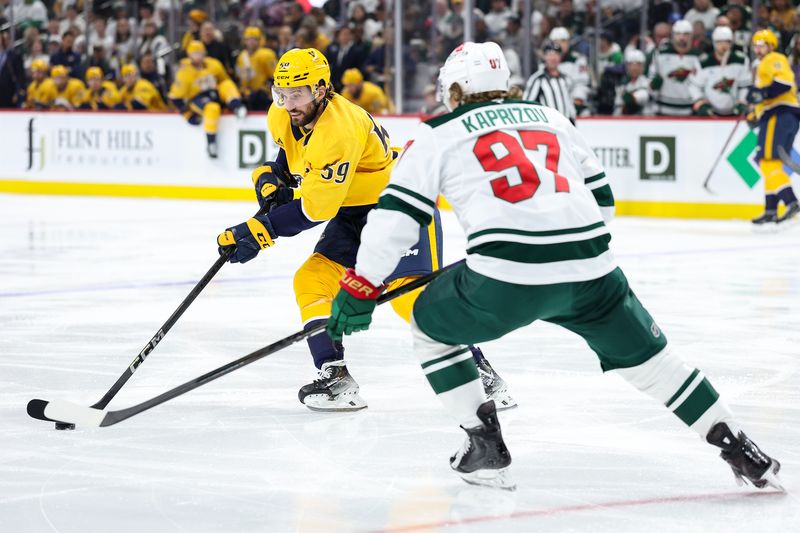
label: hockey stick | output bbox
[49,204,268,430]
[703,118,742,194]
[27,259,466,428]
[777,146,800,175]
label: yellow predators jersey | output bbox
[235,48,277,93]
[36,78,86,109]
[168,57,230,102]
[341,81,392,115]
[120,78,167,111]
[755,51,799,119]
[267,93,395,221]
[26,80,49,108]
[83,80,122,110]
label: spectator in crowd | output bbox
[81,42,115,82]
[138,52,168,102]
[689,26,749,117]
[120,62,166,111]
[420,83,447,116]
[235,26,276,111]
[276,24,295,57]
[327,25,368,92]
[548,26,591,116]
[692,20,713,53]
[614,49,651,116]
[484,0,513,38]
[81,66,122,110]
[138,2,160,30]
[58,4,86,36]
[23,34,47,72]
[5,0,47,30]
[1,16,25,108]
[283,1,305,33]
[350,2,382,42]
[685,0,720,32]
[88,16,114,54]
[200,21,232,72]
[112,16,137,67]
[598,31,624,75]
[722,4,751,50]
[340,67,392,115]
[41,64,85,109]
[523,41,577,124]
[502,15,523,51]
[310,7,337,42]
[23,57,47,108]
[137,18,170,71]
[46,34,60,58]
[296,18,330,52]
[788,34,800,82]
[652,22,672,48]
[181,9,207,51]
[770,0,795,35]
[50,29,81,77]
[648,20,702,116]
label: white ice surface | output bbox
[1,195,798,532]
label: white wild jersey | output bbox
[689,50,751,115]
[614,74,652,115]
[648,43,702,115]
[355,99,617,286]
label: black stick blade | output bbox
[27,399,56,422]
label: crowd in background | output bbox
[1,1,799,117]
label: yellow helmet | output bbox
[752,29,778,49]
[31,59,48,72]
[121,63,138,77]
[86,67,103,80]
[51,65,68,78]
[187,40,206,56]
[274,48,331,90]
[341,68,363,85]
[243,26,262,40]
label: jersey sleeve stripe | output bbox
[467,234,611,264]
[385,184,437,209]
[382,188,436,217]
[376,195,433,226]
[590,184,615,207]
[584,172,606,185]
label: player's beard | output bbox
[289,98,324,128]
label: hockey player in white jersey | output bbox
[549,27,592,116]
[326,42,784,491]
[614,49,652,115]
[649,20,702,116]
[690,26,750,116]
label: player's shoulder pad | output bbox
[178,57,192,68]
[729,50,748,64]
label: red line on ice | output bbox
[369,490,784,532]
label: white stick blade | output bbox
[45,400,106,427]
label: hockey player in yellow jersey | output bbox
[35,65,86,110]
[235,26,277,111]
[119,64,167,111]
[340,68,393,115]
[25,59,50,109]
[747,29,800,224]
[80,67,123,110]
[168,40,247,158]
[216,48,514,412]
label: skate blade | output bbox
[303,393,368,412]
[457,467,517,491]
[758,462,786,492]
[487,390,518,411]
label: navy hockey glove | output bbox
[217,215,276,264]
[746,87,766,104]
[326,269,383,341]
[251,163,298,212]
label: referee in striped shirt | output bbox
[523,41,577,124]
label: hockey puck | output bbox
[55,422,75,431]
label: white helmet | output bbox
[624,49,646,64]
[437,42,510,111]
[549,26,570,42]
[672,20,692,35]
[712,26,733,42]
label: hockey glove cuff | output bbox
[650,75,663,91]
[251,163,299,212]
[326,269,384,341]
[746,87,765,104]
[217,215,276,263]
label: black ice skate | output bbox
[476,357,517,411]
[751,211,778,225]
[451,401,515,491]
[298,360,367,412]
[706,422,784,491]
[777,202,799,224]
[207,140,219,159]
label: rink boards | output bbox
[1,110,798,219]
